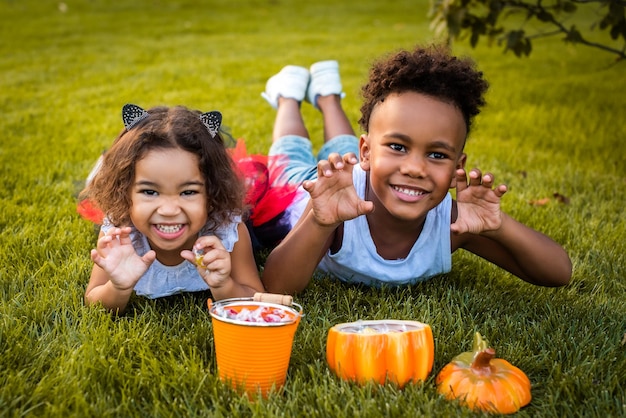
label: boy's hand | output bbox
[451,168,507,235]
[181,235,231,288]
[90,227,155,291]
[302,152,374,226]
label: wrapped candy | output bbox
[214,305,292,324]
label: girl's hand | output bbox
[302,152,374,226]
[451,168,508,235]
[181,235,231,289]
[90,227,156,291]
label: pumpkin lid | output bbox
[331,319,431,334]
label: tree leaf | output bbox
[471,30,480,47]
[523,38,532,56]
[536,10,553,23]
[565,25,584,43]
[562,2,577,13]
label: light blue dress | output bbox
[100,216,241,298]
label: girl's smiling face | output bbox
[360,91,467,223]
[130,147,207,260]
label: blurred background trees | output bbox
[429,0,626,60]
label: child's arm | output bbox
[262,205,337,294]
[85,227,156,313]
[262,153,374,294]
[452,168,572,286]
[181,223,264,300]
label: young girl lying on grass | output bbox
[80,104,264,313]
[256,45,572,294]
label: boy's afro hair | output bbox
[359,44,489,134]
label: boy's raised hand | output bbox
[302,152,374,226]
[91,226,156,291]
[451,168,508,235]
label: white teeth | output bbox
[393,186,424,196]
[156,224,183,234]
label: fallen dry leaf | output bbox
[621,333,626,346]
[529,193,570,206]
[529,197,551,206]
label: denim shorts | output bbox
[268,134,359,186]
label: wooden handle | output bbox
[253,292,293,306]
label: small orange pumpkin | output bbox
[436,332,532,414]
[326,320,434,388]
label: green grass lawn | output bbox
[1,0,625,416]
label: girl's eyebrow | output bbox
[182,180,205,187]
[134,180,205,187]
[134,180,158,187]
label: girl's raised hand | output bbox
[182,236,231,289]
[90,227,156,291]
[302,152,374,226]
[451,168,508,235]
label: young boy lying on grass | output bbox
[255,45,572,294]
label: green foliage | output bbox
[1,0,625,416]
[429,0,626,59]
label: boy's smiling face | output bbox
[359,91,467,223]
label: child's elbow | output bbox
[557,262,573,286]
[262,273,302,296]
[544,255,573,287]
[262,279,299,296]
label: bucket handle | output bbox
[253,292,293,306]
[207,293,294,312]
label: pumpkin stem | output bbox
[450,332,495,366]
[471,348,496,375]
[472,332,489,352]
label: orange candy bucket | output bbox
[207,293,303,397]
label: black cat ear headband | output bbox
[121,103,222,138]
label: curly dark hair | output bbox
[81,105,245,228]
[359,44,489,136]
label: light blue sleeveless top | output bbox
[101,216,240,298]
[317,165,452,286]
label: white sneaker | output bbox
[306,60,345,109]
[261,65,310,109]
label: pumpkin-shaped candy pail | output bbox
[326,319,434,388]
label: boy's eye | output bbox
[428,152,448,159]
[389,143,406,152]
